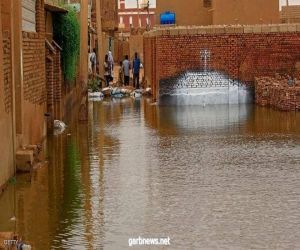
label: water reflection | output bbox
[0,98,299,249]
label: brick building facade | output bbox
[0,1,14,193]
[118,0,156,30]
[281,5,300,23]
[144,25,300,102]
[0,0,82,190]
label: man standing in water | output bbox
[90,48,97,76]
[122,55,130,86]
[132,52,141,89]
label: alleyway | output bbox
[0,98,300,249]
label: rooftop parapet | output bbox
[144,24,300,37]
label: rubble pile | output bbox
[255,75,300,111]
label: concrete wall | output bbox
[156,0,279,26]
[156,0,212,26]
[0,1,14,191]
[114,34,143,75]
[212,0,279,25]
[114,38,129,63]
[129,35,143,62]
[144,25,300,100]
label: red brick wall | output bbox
[255,76,300,111]
[1,0,12,114]
[23,31,46,104]
[22,0,47,145]
[144,26,300,99]
[23,0,46,105]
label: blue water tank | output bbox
[160,11,176,25]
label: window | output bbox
[203,0,212,8]
[22,0,36,32]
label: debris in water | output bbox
[10,216,16,221]
[54,120,67,135]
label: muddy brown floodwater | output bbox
[0,97,300,250]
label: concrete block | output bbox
[261,25,271,33]
[156,29,163,37]
[243,26,253,33]
[234,26,244,33]
[170,28,179,36]
[25,144,37,151]
[252,25,262,33]
[225,26,236,33]
[162,29,170,36]
[197,27,207,34]
[288,24,297,32]
[188,28,198,35]
[214,26,226,34]
[16,149,33,172]
[279,25,288,32]
[270,25,279,33]
[179,28,188,35]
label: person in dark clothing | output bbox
[132,52,141,89]
[104,54,111,87]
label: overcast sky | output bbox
[124,0,300,9]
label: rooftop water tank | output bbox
[160,11,176,25]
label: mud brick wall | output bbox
[255,76,300,111]
[2,31,11,113]
[129,35,144,62]
[114,39,130,63]
[144,36,156,92]
[46,41,63,122]
[144,24,300,100]
[101,0,118,32]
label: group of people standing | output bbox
[119,52,141,89]
[89,48,141,89]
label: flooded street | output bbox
[1,98,300,249]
